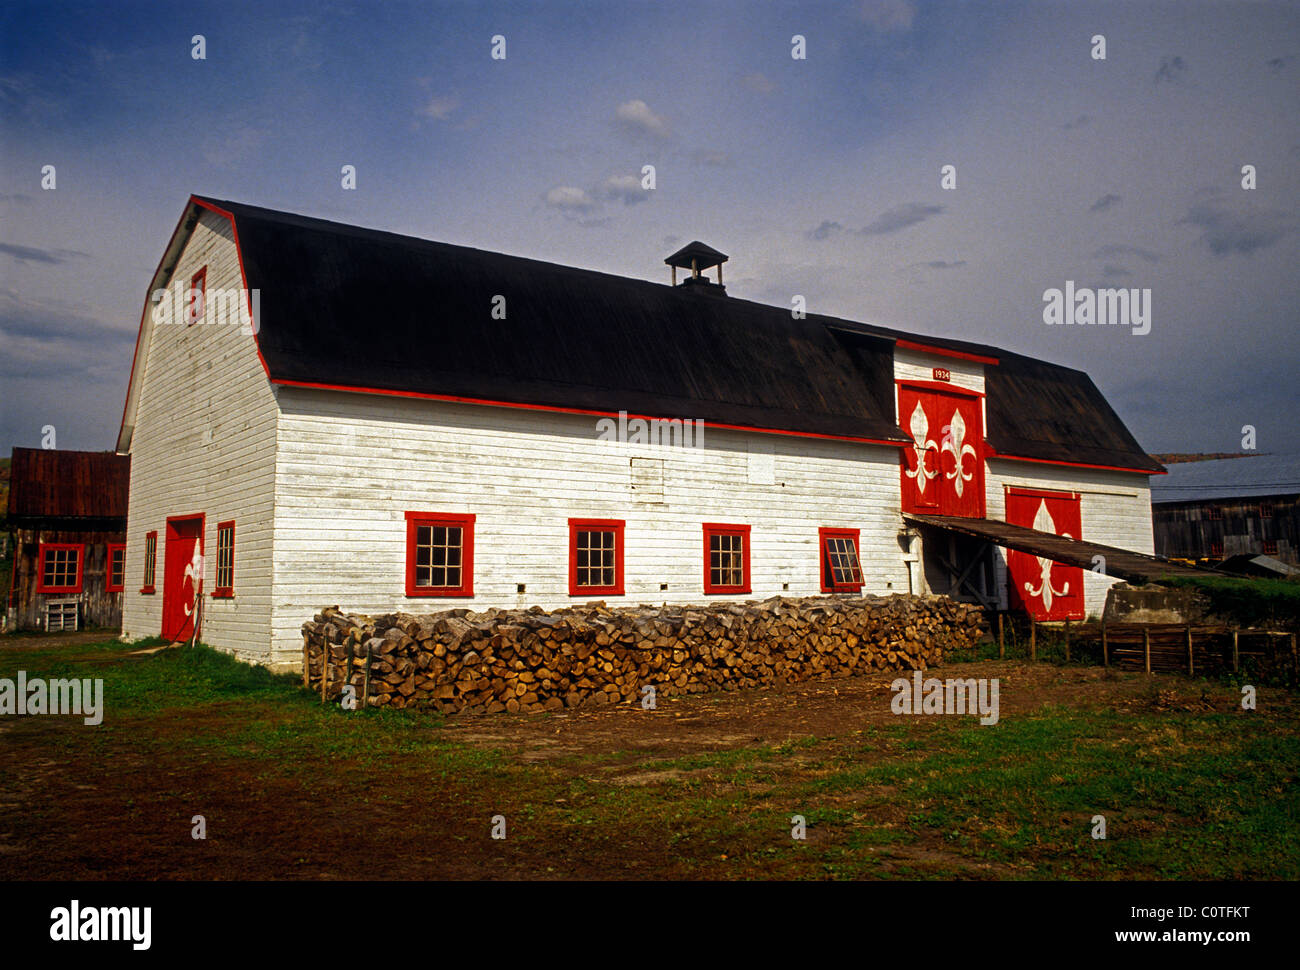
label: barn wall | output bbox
[8,526,124,631]
[268,389,912,661]
[1152,496,1298,564]
[985,459,1155,618]
[120,209,279,661]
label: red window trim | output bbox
[895,339,999,366]
[211,520,236,598]
[818,527,863,593]
[405,511,475,597]
[702,523,752,595]
[37,542,85,594]
[187,266,207,326]
[1005,485,1080,502]
[141,529,158,593]
[894,378,985,399]
[106,543,126,593]
[568,518,625,596]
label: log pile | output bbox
[300,595,987,715]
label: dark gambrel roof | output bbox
[7,448,130,520]
[189,196,1161,471]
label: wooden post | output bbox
[302,641,310,688]
[1185,625,1194,676]
[1232,630,1239,672]
[1143,627,1151,675]
[363,640,372,709]
[1101,620,1109,668]
[1064,619,1071,662]
[1030,621,1037,661]
[997,613,1004,659]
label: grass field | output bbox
[2,634,1297,880]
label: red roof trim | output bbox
[271,378,909,449]
[896,339,999,366]
[988,448,1167,476]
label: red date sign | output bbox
[932,367,952,382]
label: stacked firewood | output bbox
[300,595,986,715]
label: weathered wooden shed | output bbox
[5,448,130,632]
[117,196,1175,663]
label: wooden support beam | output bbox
[1185,624,1194,676]
[997,612,1004,659]
[1143,627,1151,675]
[1030,621,1037,661]
[1101,620,1109,668]
[1064,619,1071,662]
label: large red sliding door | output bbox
[899,384,985,518]
[1005,488,1084,621]
[162,515,204,641]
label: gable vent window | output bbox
[141,530,157,593]
[405,512,474,597]
[819,528,863,593]
[213,521,235,597]
[188,267,207,325]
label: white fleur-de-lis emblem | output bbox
[1023,500,1071,610]
[183,542,203,617]
[904,401,938,493]
[940,408,977,498]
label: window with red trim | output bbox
[37,543,84,594]
[1207,505,1223,520]
[405,512,474,596]
[1259,503,1274,519]
[106,543,126,593]
[569,519,624,596]
[1262,539,1278,556]
[819,528,863,593]
[212,521,235,597]
[703,523,751,594]
[188,266,207,325]
[1210,540,1223,558]
[141,530,157,593]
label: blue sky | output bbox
[2,0,1298,457]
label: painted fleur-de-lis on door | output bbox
[905,400,939,493]
[940,408,977,498]
[1023,499,1072,610]
[183,542,204,617]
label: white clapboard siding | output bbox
[268,388,912,660]
[120,210,279,661]
[985,459,1155,618]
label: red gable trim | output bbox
[271,378,911,449]
[895,339,999,366]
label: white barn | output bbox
[117,196,1173,665]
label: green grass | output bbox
[3,638,1297,880]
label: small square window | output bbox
[37,544,83,594]
[405,512,474,597]
[819,528,863,593]
[703,523,751,595]
[1259,503,1273,519]
[569,519,624,596]
[1262,539,1278,556]
[1210,540,1224,558]
[1207,506,1223,520]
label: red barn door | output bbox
[1005,488,1084,620]
[162,515,204,641]
[899,384,985,518]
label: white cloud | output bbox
[419,95,460,121]
[855,0,915,31]
[543,185,599,213]
[598,174,649,205]
[614,99,670,139]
